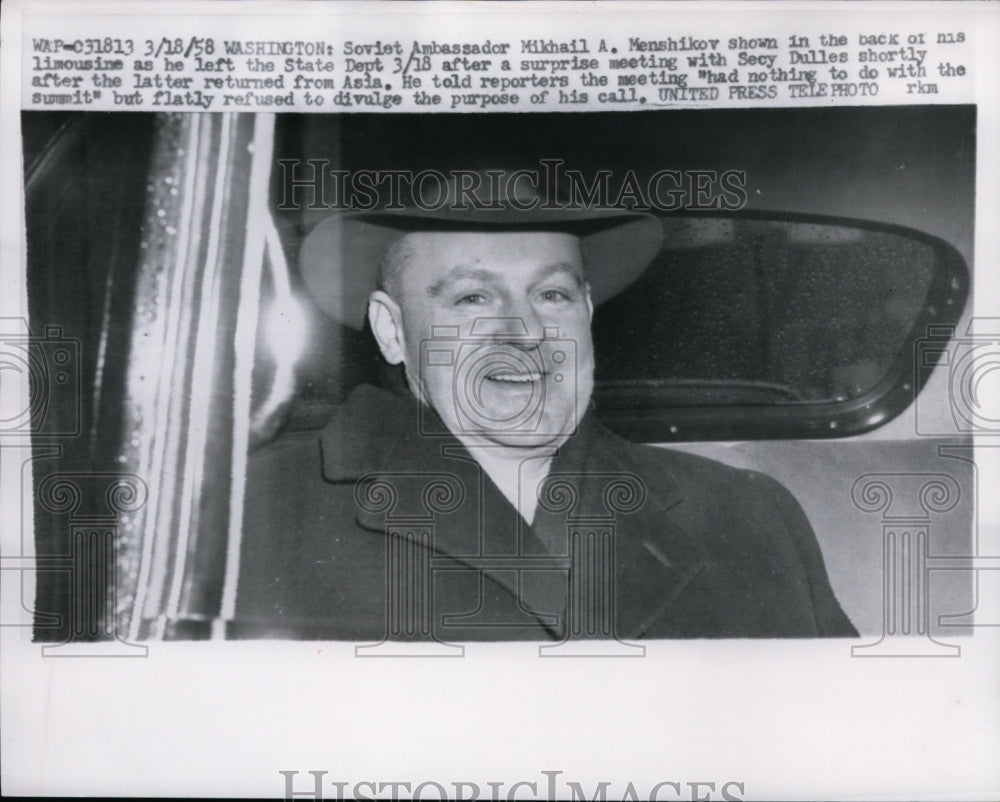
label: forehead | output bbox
[397,230,583,285]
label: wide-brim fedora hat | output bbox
[299,168,665,330]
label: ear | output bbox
[584,282,594,321]
[368,290,406,365]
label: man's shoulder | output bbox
[593,424,810,530]
[243,429,330,519]
[620,437,739,476]
[248,428,323,474]
[247,385,412,480]
[597,425,757,493]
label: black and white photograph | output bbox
[2,2,999,799]
[21,106,977,646]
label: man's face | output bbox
[370,230,595,450]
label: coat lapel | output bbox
[571,422,709,639]
[321,386,563,637]
[320,385,708,640]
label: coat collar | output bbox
[554,418,707,637]
[320,384,707,638]
[320,384,429,481]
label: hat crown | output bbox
[298,168,665,330]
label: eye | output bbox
[455,292,486,306]
[539,288,571,303]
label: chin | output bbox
[482,418,578,450]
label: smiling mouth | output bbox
[485,371,543,383]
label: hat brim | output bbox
[299,208,664,330]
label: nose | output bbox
[469,301,545,348]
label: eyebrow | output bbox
[426,262,585,298]
[530,262,586,288]
[427,267,500,298]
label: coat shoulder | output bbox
[243,429,341,526]
[603,430,764,501]
[246,429,323,489]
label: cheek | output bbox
[397,307,433,362]
[565,316,595,364]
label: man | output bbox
[234,171,857,641]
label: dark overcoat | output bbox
[234,385,857,640]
